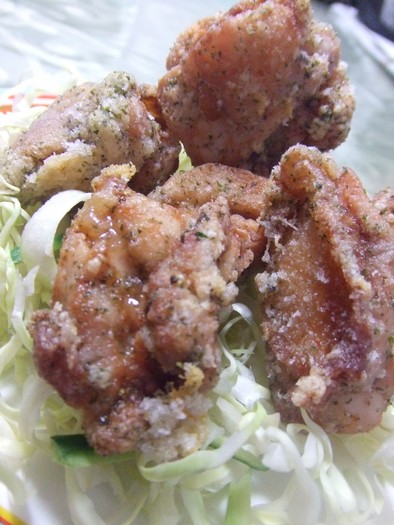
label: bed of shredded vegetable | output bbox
[0,75,394,525]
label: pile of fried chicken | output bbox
[1,0,392,461]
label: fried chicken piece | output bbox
[150,163,267,271]
[150,163,266,218]
[255,145,394,434]
[30,163,263,459]
[158,0,355,176]
[0,72,180,203]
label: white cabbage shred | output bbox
[0,78,393,525]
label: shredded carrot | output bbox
[0,94,57,113]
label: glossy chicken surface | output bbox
[158,0,354,175]
[255,145,394,433]
[30,163,264,459]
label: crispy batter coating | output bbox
[150,163,267,273]
[29,163,263,459]
[149,163,266,218]
[255,145,394,433]
[158,0,355,175]
[1,72,180,203]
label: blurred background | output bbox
[0,0,392,192]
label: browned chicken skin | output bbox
[158,0,355,176]
[255,145,394,433]
[30,163,265,459]
[1,72,180,203]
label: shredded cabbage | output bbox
[0,67,83,151]
[20,189,91,288]
[0,78,393,525]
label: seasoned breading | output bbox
[150,163,267,274]
[29,163,264,459]
[255,145,394,433]
[158,0,355,175]
[149,162,266,219]
[0,72,180,203]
